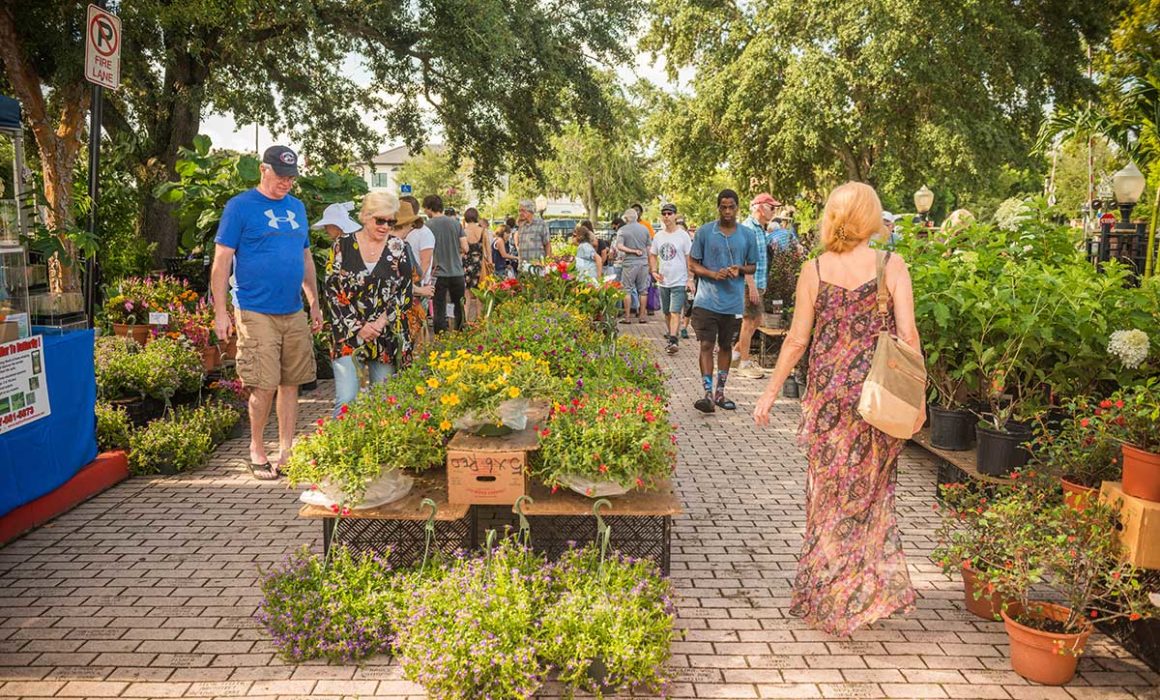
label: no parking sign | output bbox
[84,4,121,90]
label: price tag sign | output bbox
[148,312,170,325]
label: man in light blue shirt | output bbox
[768,216,800,250]
[689,189,758,413]
[733,192,779,378]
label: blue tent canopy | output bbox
[0,95,21,132]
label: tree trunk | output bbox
[138,46,208,266]
[0,5,85,289]
[584,176,599,223]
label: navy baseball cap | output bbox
[262,145,300,177]
[661,203,677,214]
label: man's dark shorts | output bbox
[691,307,741,351]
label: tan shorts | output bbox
[235,309,316,390]
[743,299,764,321]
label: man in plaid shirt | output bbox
[733,192,780,379]
[515,199,551,269]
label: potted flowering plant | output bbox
[1030,397,1122,510]
[421,348,563,435]
[472,274,522,319]
[540,545,677,696]
[257,546,404,663]
[932,480,1043,620]
[392,536,552,699]
[533,388,676,497]
[987,498,1159,685]
[104,274,200,343]
[285,393,446,510]
[1104,378,1160,501]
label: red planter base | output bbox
[0,451,130,545]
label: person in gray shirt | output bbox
[423,194,468,333]
[516,199,551,268]
[616,207,652,324]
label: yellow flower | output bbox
[415,385,426,396]
[508,386,521,399]
[426,377,440,389]
[439,419,452,431]
[441,393,461,406]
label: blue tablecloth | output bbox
[0,330,97,517]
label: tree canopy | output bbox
[642,0,1117,213]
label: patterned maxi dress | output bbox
[791,256,916,637]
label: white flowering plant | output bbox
[1108,329,1150,370]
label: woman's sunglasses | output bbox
[373,216,397,227]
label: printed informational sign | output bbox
[0,335,51,434]
[148,311,170,325]
[84,4,121,90]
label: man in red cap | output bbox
[733,192,780,378]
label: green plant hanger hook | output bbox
[419,497,437,569]
[593,498,612,564]
[513,495,534,544]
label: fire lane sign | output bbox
[84,4,121,90]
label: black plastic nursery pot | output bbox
[929,406,974,451]
[976,423,1032,476]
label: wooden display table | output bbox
[909,428,1013,498]
[298,468,472,563]
[299,469,683,574]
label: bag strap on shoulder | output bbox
[875,250,891,320]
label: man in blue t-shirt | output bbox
[689,189,758,413]
[211,145,323,480]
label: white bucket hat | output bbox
[311,202,361,234]
[881,210,902,223]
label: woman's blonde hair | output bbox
[360,191,399,222]
[820,182,883,254]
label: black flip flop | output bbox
[715,396,737,411]
[248,462,278,481]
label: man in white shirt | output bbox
[401,195,434,285]
[649,203,694,354]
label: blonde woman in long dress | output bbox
[754,182,925,636]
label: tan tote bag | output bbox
[857,251,927,439]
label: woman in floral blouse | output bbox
[325,192,421,414]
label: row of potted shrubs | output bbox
[258,537,677,699]
[97,398,243,475]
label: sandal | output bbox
[248,462,278,481]
[715,396,737,411]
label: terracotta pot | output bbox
[220,336,238,361]
[1122,444,1160,502]
[112,323,152,346]
[961,563,1021,621]
[200,345,221,372]
[1061,478,1097,512]
[1001,602,1092,685]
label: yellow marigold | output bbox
[507,386,521,399]
[415,385,426,396]
[439,419,452,431]
[441,393,461,406]
[426,377,440,389]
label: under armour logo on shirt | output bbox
[264,209,300,230]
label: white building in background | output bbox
[353,145,439,193]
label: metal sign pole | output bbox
[84,80,102,328]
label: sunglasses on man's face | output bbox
[373,216,397,227]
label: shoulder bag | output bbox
[857,251,927,439]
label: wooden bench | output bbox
[755,326,788,367]
[909,428,1013,498]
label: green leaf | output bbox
[192,134,212,156]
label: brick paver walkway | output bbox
[1,320,1157,700]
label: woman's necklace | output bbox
[358,230,387,264]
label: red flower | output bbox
[1115,400,1124,409]
[1130,612,1142,621]
[339,404,350,416]
[330,504,340,514]
[1100,399,1113,409]
[641,441,651,452]
[316,418,325,426]
[635,477,645,488]
[598,464,608,474]
[551,485,559,494]
[1080,418,1090,427]
[644,411,656,423]
[1090,610,1098,618]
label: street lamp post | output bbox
[1095,162,1149,276]
[913,185,934,227]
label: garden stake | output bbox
[485,528,497,564]
[419,498,437,569]
[593,498,612,567]
[513,495,534,544]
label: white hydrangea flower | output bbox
[1108,329,1150,369]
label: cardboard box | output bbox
[446,429,538,505]
[1100,481,1160,570]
